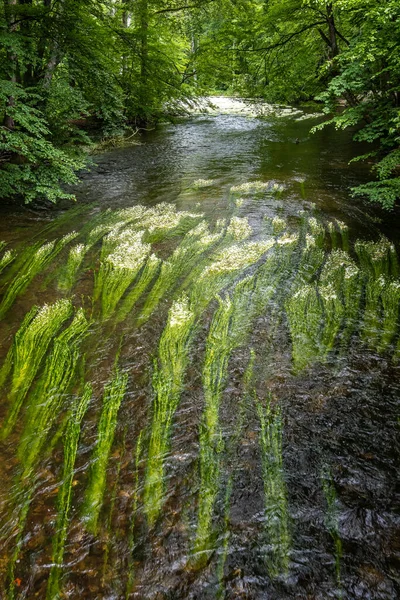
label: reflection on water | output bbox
[0,111,399,600]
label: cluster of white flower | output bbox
[344,264,359,281]
[308,217,324,237]
[168,294,194,328]
[35,241,56,260]
[33,299,71,328]
[61,232,79,245]
[305,233,316,248]
[272,183,285,193]
[139,204,200,233]
[226,217,252,241]
[105,232,150,271]
[230,181,271,194]
[114,206,147,224]
[272,216,286,235]
[0,249,14,265]
[335,219,348,232]
[70,244,86,260]
[319,284,339,303]
[192,179,214,189]
[277,233,299,246]
[201,240,274,278]
[235,197,244,208]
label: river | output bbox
[0,99,399,599]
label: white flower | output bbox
[226,217,252,241]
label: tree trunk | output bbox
[326,3,338,59]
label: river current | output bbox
[0,100,399,599]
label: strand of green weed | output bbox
[58,244,88,292]
[82,369,128,534]
[355,237,398,279]
[125,430,144,600]
[193,294,233,564]
[255,395,290,578]
[17,309,89,477]
[0,234,78,319]
[379,280,400,351]
[144,295,196,525]
[0,307,38,391]
[0,249,16,276]
[94,231,150,319]
[285,285,323,372]
[1,300,73,440]
[193,280,257,564]
[138,221,223,325]
[115,254,160,324]
[46,383,92,600]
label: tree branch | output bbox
[152,0,216,16]
[235,21,327,53]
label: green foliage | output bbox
[0,82,85,203]
[312,0,400,208]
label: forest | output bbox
[0,0,399,208]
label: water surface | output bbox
[0,106,399,600]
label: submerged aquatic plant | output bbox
[298,234,325,283]
[95,231,151,319]
[0,249,16,275]
[192,179,214,189]
[46,383,92,600]
[355,237,398,279]
[0,299,73,440]
[256,395,290,578]
[319,250,359,355]
[340,263,363,347]
[362,275,385,348]
[139,221,222,325]
[0,233,78,319]
[335,219,349,252]
[308,217,325,248]
[194,278,258,564]
[193,294,234,564]
[144,295,196,525]
[115,254,161,324]
[82,369,128,534]
[192,240,274,313]
[230,181,271,196]
[226,216,252,241]
[379,280,400,352]
[286,285,323,372]
[58,244,88,291]
[18,309,89,477]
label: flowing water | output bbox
[0,101,399,600]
